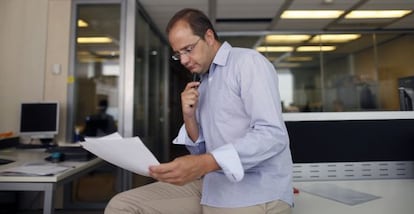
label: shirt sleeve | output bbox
[172,125,206,154]
[174,125,243,181]
[230,51,289,171]
[210,143,244,182]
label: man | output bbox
[82,99,117,138]
[105,8,293,214]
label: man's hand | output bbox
[181,81,200,116]
[149,154,219,186]
[181,81,201,142]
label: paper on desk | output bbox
[0,163,70,176]
[80,133,159,177]
[299,183,381,205]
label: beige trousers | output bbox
[104,179,291,214]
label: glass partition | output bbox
[68,1,123,204]
[221,32,414,115]
[72,4,121,139]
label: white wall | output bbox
[0,0,71,142]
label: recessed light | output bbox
[265,35,311,43]
[256,46,294,52]
[297,46,336,52]
[281,10,344,19]
[77,37,113,44]
[345,10,412,19]
[309,34,361,43]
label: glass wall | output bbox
[133,8,169,162]
[71,3,121,139]
[68,1,123,203]
[222,32,414,114]
[131,4,170,187]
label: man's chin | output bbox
[187,68,200,73]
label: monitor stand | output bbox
[40,138,56,148]
[17,137,57,149]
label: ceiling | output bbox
[76,0,414,68]
[139,0,414,35]
[138,0,414,67]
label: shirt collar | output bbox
[213,41,231,67]
[207,41,231,75]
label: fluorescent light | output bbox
[76,51,91,56]
[77,37,113,44]
[95,50,120,56]
[78,19,88,27]
[275,62,301,68]
[309,34,361,43]
[257,46,294,52]
[345,10,412,19]
[285,56,313,62]
[265,35,311,43]
[281,10,344,19]
[297,46,336,52]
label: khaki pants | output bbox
[105,179,291,214]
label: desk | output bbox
[293,179,414,214]
[0,148,104,214]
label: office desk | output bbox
[0,148,104,214]
[293,179,414,214]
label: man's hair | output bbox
[166,8,219,40]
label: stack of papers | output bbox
[80,133,160,177]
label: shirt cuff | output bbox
[172,125,204,146]
[211,144,244,182]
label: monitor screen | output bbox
[19,102,59,139]
[399,76,414,111]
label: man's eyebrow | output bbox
[173,44,192,54]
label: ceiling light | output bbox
[275,62,301,68]
[297,46,336,52]
[309,34,361,43]
[256,46,294,52]
[77,37,113,44]
[78,19,88,27]
[281,10,344,19]
[285,56,313,62]
[265,35,311,43]
[76,51,91,56]
[95,50,120,56]
[345,10,412,19]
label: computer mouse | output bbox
[48,152,65,162]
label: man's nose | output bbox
[180,54,190,65]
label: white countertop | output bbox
[293,179,414,214]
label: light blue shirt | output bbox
[173,42,293,208]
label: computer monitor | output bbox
[19,102,59,141]
[399,87,413,111]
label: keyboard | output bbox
[0,158,14,165]
[16,143,56,149]
[45,146,95,161]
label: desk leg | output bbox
[43,183,56,214]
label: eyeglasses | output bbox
[171,38,201,61]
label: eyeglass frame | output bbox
[171,38,201,61]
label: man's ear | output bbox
[204,29,215,46]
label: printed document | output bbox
[80,133,159,176]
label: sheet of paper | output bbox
[0,163,70,176]
[300,183,381,205]
[80,133,159,177]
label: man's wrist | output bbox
[201,153,220,174]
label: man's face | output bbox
[168,21,211,74]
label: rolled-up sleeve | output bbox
[172,125,206,154]
[210,143,244,182]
